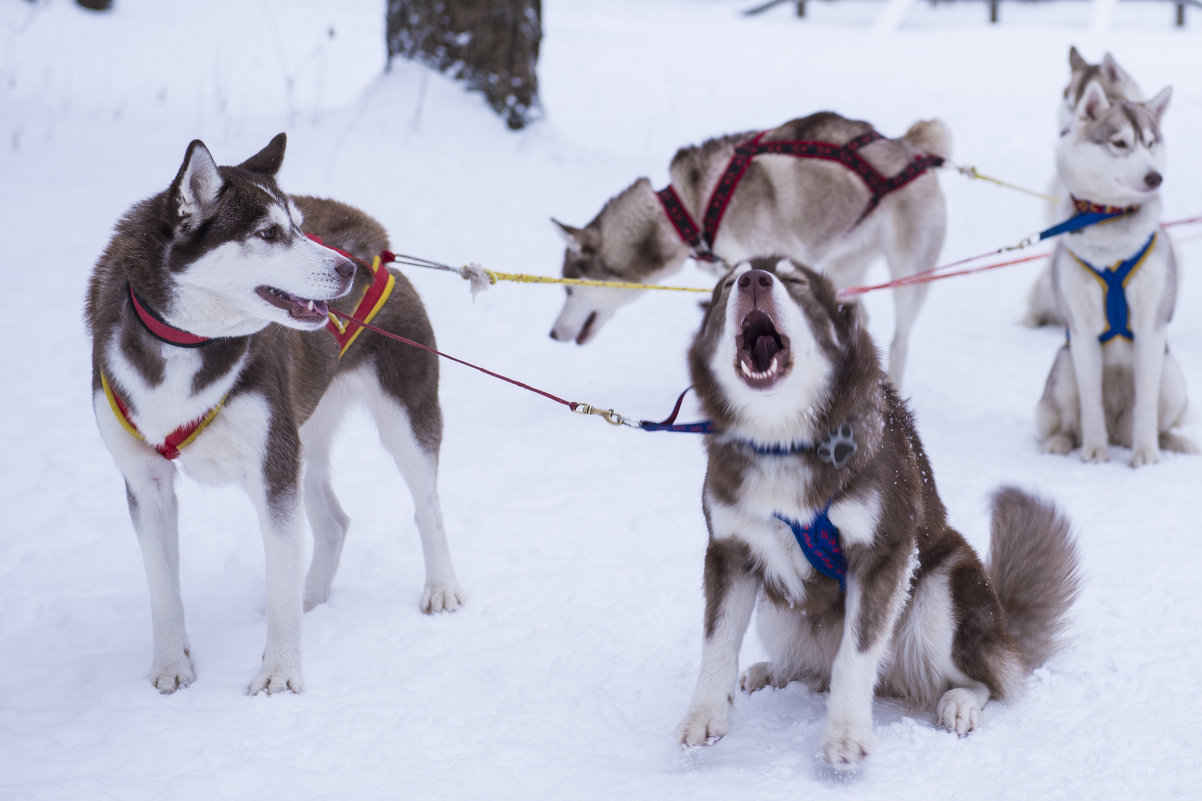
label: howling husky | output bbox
[85,134,464,695]
[677,257,1080,767]
[1036,81,1195,465]
[549,111,951,385]
[1025,46,1146,328]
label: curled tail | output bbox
[901,118,952,161]
[987,487,1082,669]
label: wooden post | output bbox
[797,1,806,17]
[990,0,999,23]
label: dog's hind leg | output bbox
[124,461,195,693]
[367,391,464,614]
[880,208,942,388]
[301,384,352,612]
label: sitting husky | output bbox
[550,111,951,385]
[1025,46,1145,328]
[85,134,464,695]
[1036,81,1195,466]
[676,257,1080,767]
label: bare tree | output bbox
[386,0,542,130]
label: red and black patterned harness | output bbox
[655,130,944,262]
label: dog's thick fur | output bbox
[85,134,464,695]
[676,257,1080,767]
[1026,46,1145,328]
[1036,82,1195,466]
[549,112,951,385]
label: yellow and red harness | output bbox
[105,240,396,459]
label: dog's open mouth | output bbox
[736,308,791,389]
[256,286,330,325]
[575,312,598,345]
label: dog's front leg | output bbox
[1129,327,1167,467]
[677,537,758,747]
[125,466,194,693]
[820,574,899,769]
[1066,334,1109,461]
[247,453,305,695]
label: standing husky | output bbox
[85,134,464,694]
[1025,46,1145,328]
[677,257,1080,767]
[550,112,950,385]
[1036,81,1195,466]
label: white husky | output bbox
[1036,81,1195,466]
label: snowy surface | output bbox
[2,0,1201,798]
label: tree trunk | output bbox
[386,0,542,130]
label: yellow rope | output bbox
[952,164,1059,203]
[482,269,712,293]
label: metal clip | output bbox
[571,403,628,426]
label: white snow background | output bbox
[2,0,1201,798]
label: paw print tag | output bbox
[817,424,856,469]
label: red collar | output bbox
[128,284,213,347]
[1071,196,1140,217]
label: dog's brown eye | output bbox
[1112,139,1128,149]
[257,225,279,241]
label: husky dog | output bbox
[1026,46,1145,328]
[1036,82,1195,466]
[550,112,951,385]
[85,134,464,694]
[676,257,1080,767]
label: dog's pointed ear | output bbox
[1146,86,1172,124]
[169,139,222,229]
[1100,53,1131,87]
[239,132,287,176]
[1068,45,1087,73]
[1076,80,1110,122]
[551,218,586,254]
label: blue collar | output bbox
[1068,232,1157,343]
[775,503,846,591]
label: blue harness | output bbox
[1068,232,1157,344]
[774,505,846,591]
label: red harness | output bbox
[105,241,396,459]
[656,130,944,261]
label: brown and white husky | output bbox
[676,256,1080,767]
[85,134,464,695]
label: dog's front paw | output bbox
[1079,443,1110,463]
[248,665,304,696]
[821,719,875,769]
[676,704,729,748]
[1129,446,1160,468]
[150,653,195,694]
[936,688,981,736]
[422,579,465,614]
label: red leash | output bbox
[327,308,580,412]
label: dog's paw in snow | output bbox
[821,719,875,768]
[1129,446,1160,468]
[248,664,304,696]
[936,688,982,735]
[150,653,195,694]
[677,704,729,748]
[422,580,465,614]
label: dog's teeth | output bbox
[307,300,315,311]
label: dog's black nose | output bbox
[336,259,355,280]
[1144,171,1163,189]
[737,269,774,303]
[549,329,562,341]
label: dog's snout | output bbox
[1144,171,1163,189]
[549,329,563,341]
[737,268,775,305]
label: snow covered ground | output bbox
[2,0,1200,798]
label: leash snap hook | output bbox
[571,403,627,426]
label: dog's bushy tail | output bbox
[902,118,952,162]
[986,486,1082,669]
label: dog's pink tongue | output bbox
[753,335,779,372]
